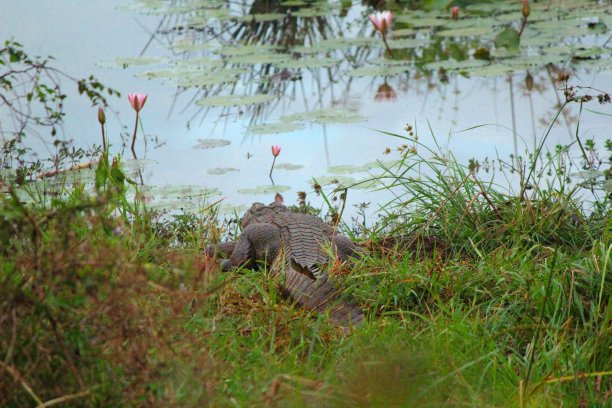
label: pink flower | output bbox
[271,145,281,157]
[451,6,459,21]
[128,93,148,112]
[368,11,393,34]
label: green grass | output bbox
[0,130,610,406]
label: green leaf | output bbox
[494,27,520,51]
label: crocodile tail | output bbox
[275,261,364,327]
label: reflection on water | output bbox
[2,0,611,212]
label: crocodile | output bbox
[208,195,364,326]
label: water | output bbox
[1,0,611,215]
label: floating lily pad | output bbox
[196,94,276,107]
[494,27,520,51]
[277,57,341,69]
[391,28,417,37]
[292,37,377,54]
[193,139,231,149]
[282,108,365,124]
[312,175,355,187]
[168,39,213,52]
[327,162,380,174]
[97,56,166,68]
[141,185,222,210]
[274,163,304,171]
[224,53,292,65]
[248,121,305,135]
[293,6,334,18]
[218,44,282,57]
[143,184,222,199]
[436,26,491,37]
[424,59,489,71]
[238,13,286,23]
[469,64,515,77]
[207,167,239,175]
[501,54,567,69]
[238,185,291,195]
[348,65,410,77]
[396,15,447,27]
[387,38,426,49]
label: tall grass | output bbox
[1,112,610,405]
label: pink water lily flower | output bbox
[368,10,394,34]
[271,145,281,157]
[128,93,148,112]
[451,6,459,21]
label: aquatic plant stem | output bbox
[269,156,277,184]
[518,17,528,37]
[381,33,395,58]
[100,123,106,152]
[131,111,139,158]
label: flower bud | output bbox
[525,72,534,91]
[98,107,106,125]
[522,0,530,19]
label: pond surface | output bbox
[2,0,612,214]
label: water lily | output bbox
[128,93,147,112]
[127,93,148,157]
[368,10,395,58]
[269,145,281,182]
[451,6,459,21]
[375,83,397,102]
[271,145,281,157]
[368,11,393,34]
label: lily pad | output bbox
[277,57,341,69]
[282,108,365,124]
[97,56,166,68]
[292,37,377,54]
[238,185,291,195]
[312,175,355,187]
[347,65,410,77]
[424,59,489,72]
[196,94,276,107]
[224,53,292,65]
[396,15,447,28]
[248,121,305,135]
[436,26,491,37]
[207,167,239,175]
[193,139,231,149]
[238,13,286,23]
[274,163,304,171]
[218,44,283,57]
[494,27,520,51]
[327,162,380,174]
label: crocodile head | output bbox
[241,194,287,228]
